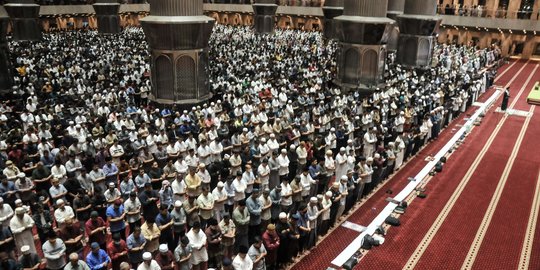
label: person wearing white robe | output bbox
[10,207,37,255]
[171,176,187,203]
[186,223,208,268]
[276,149,289,179]
[334,148,348,183]
[363,128,377,158]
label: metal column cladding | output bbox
[334,0,394,93]
[93,0,121,34]
[141,0,214,105]
[395,0,442,68]
[4,0,42,41]
[0,6,13,92]
[252,0,278,34]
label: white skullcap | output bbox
[243,128,248,132]
[15,199,22,205]
[224,154,230,159]
[388,142,395,146]
[310,197,318,203]
[340,147,346,152]
[217,181,224,188]
[17,172,25,178]
[56,199,65,205]
[281,149,287,154]
[21,245,30,254]
[159,244,168,253]
[15,207,25,214]
[174,200,182,207]
[347,140,353,144]
[325,191,332,197]
[341,175,348,180]
[279,212,287,219]
[69,121,74,125]
[374,153,381,159]
[142,252,152,260]
[330,128,336,132]
[367,157,374,162]
[290,144,296,150]
[326,150,333,155]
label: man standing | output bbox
[10,207,36,255]
[107,199,127,240]
[85,242,111,270]
[127,226,146,267]
[42,231,67,270]
[248,236,267,270]
[186,221,208,270]
[18,245,42,270]
[85,211,107,250]
[64,253,90,270]
[137,252,161,270]
[107,233,129,270]
[232,245,253,270]
[246,189,262,244]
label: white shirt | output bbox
[232,255,253,270]
[277,154,289,176]
[137,260,161,270]
[54,206,75,224]
[186,228,208,265]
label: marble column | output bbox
[0,6,13,92]
[93,0,121,34]
[334,0,394,92]
[4,0,41,41]
[395,0,441,68]
[322,0,344,40]
[141,0,214,104]
[253,0,277,33]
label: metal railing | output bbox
[437,6,539,20]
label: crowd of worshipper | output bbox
[0,24,501,270]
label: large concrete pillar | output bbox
[4,0,41,41]
[141,0,214,105]
[334,0,394,92]
[93,0,121,34]
[396,0,441,68]
[322,0,344,40]
[386,0,405,51]
[252,0,277,34]
[0,6,13,92]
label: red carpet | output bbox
[355,61,540,270]
[355,90,508,269]
[471,107,540,270]
[411,62,539,270]
[290,60,525,270]
[412,116,525,269]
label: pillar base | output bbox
[147,48,213,104]
[336,43,387,91]
[396,14,441,67]
[396,34,435,67]
[141,15,214,104]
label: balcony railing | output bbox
[436,6,539,20]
